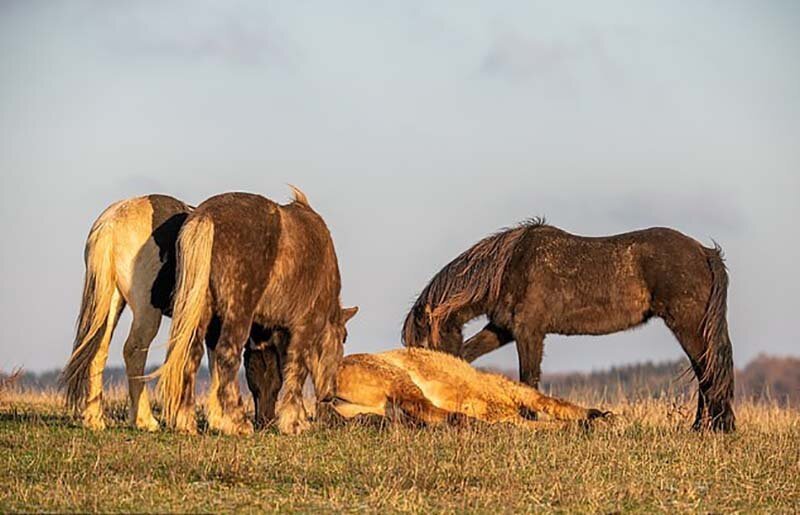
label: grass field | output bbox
[1,390,798,513]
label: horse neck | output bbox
[446,302,486,328]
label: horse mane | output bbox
[403,217,547,347]
[288,184,311,208]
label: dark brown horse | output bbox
[402,219,735,432]
[157,189,357,435]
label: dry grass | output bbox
[1,389,798,513]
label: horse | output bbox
[244,325,289,428]
[156,189,357,435]
[288,347,607,428]
[62,195,290,431]
[62,195,191,431]
[402,219,735,432]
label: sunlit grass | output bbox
[1,389,797,513]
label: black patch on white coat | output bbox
[146,195,190,315]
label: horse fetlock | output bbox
[174,408,198,435]
[277,401,311,435]
[82,410,107,431]
[132,410,160,432]
[209,407,252,436]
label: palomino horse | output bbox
[157,189,357,436]
[62,195,289,431]
[247,347,608,428]
[403,219,735,432]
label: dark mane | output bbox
[402,218,546,347]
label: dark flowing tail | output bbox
[698,243,735,431]
[61,211,120,411]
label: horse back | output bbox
[97,195,189,311]
[503,226,712,334]
[257,202,342,324]
[193,192,341,326]
[192,193,282,319]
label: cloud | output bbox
[478,25,632,87]
[95,2,296,67]
[480,31,570,80]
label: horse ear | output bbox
[342,306,359,324]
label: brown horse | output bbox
[403,220,735,432]
[157,189,357,435]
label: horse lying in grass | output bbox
[247,346,608,428]
[403,219,735,432]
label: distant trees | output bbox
[3,355,799,408]
[484,355,800,408]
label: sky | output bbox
[1,1,798,375]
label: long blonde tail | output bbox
[61,214,119,411]
[156,215,214,425]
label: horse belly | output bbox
[550,280,651,336]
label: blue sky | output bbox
[1,1,798,373]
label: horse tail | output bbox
[699,243,735,430]
[61,205,121,411]
[288,184,311,208]
[155,214,214,425]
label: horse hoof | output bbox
[586,409,612,420]
[277,414,311,436]
[236,420,254,436]
[134,416,160,432]
[174,412,198,435]
[83,415,107,431]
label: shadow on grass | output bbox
[0,410,76,426]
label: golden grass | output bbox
[1,389,798,513]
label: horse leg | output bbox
[509,380,607,421]
[122,306,161,431]
[461,322,514,362]
[204,316,222,431]
[173,309,211,434]
[83,288,125,430]
[208,317,254,435]
[515,330,545,388]
[244,339,286,429]
[666,318,734,431]
[276,328,313,435]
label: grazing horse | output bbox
[62,195,191,430]
[62,195,289,431]
[157,189,357,435]
[402,220,735,432]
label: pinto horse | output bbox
[62,195,289,431]
[403,219,735,432]
[62,195,191,431]
[157,189,357,435]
